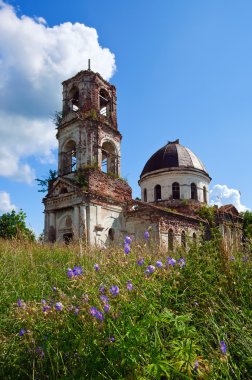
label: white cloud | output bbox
[0,191,17,213]
[210,184,249,212]
[0,1,116,183]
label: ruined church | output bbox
[43,69,242,251]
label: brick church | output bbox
[43,69,242,251]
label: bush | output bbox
[0,210,35,241]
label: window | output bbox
[69,86,79,111]
[60,187,68,194]
[172,182,180,199]
[62,140,77,174]
[181,230,186,249]
[154,185,161,201]
[168,229,174,251]
[143,188,147,202]
[102,141,117,175]
[192,232,197,245]
[203,186,207,203]
[108,228,115,241]
[191,183,198,200]
[99,89,110,116]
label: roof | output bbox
[140,139,210,178]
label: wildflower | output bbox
[35,347,45,358]
[127,281,133,291]
[100,295,109,304]
[193,360,199,371]
[104,304,110,313]
[145,268,150,275]
[178,258,186,268]
[230,255,235,261]
[148,265,155,273]
[41,299,47,305]
[220,340,227,354]
[43,305,51,313]
[74,307,79,315]
[124,243,130,254]
[19,328,26,336]
[167,257,176,267]
[52,287,57,291]
[17,298,26,308]
[73,266,83,276]
[94,263,99,271]
[110,285,119,295]
[96,310,104,321]
[144,230,150,240]
[137,257,144,266]
[90,307,98,317]
[156,260,163,268]
[242,256,248,262]
[55,302,63,311]
[125,236,131,244]
[67,268,74,278]
[109,335,115,342]
[99,286,105,293]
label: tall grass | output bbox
[0,236,251,379]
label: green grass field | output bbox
[0,234,251,379]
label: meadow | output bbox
[0,231,251,379]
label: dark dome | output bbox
[140,139,209,178]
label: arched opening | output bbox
[62,140,77,174]
[203,186,207,203]
[181,230,186,249]
[172,182,180,199]
[69,86,79,112]
[191,183,198,200]
[154,185,161,201]
[168,229,174,251]
[102,141,117,175]
[99,89,110,117]
[192,232,197,245]
[143,188,147,202]
[48,226,56,243]
[108,228,115,241]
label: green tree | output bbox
[0,210,35,240]
[35,169,57,193]
[241,210,252,239]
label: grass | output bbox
[0,234,251,379]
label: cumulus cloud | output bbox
[210,184,249,212]
[0,1,116,182]
[0,191,17,213]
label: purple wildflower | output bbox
[104,304,110,313]
[41,299,47,305]
[67,268,74,278]
[17,298,26,308]
[90,307,98,317]
[73,266,83,276]
[99,286,105,293]
[43,305,51,313]
[145,268,150,275]
[124,243,131,254]
[178,258,186,268]
[110,285,119,295]
[137,257,145,266]
[220,340,227,354]
[125,236,131,244]
[90,307,104,321]
[100,295,109,304]
[35,347,45,358]
[156,260,163,268]
[230,255,235,261]
[55,302,63,311]
[19,328,26,336]
[144,230,150,240]
[167,257,176,267]
[148,265,155,274]
[193,360,199,371]
[74,307,79,315]
[127,281,133,291]
[94,263,99,271]
[52,287,57,291]
[109,335,115,343]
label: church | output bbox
[43,68,242,251]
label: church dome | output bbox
[140,139,210,179]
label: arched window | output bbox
[181,230,186,249]
[102,141,117,175]
[154,184,161,201]
[69,86,79,111]
[203,186,207,203]
[108,228,115,241]
[99,89,110,116]
[191,183,198,200]
[62,140,77,174]
[168,229,174,251]
[172,182,180,199]
[143,188,147,202]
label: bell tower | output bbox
[57,69,121,177]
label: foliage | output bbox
[197,204,216,226]
[241,210,252,239]
[0,210,35,241]
[52,110,63,128]
[35,169,58,193]
[0,236,251,379]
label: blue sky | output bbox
[0,0,251,235]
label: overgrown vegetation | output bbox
[0,234,251,379]
[35,169,58,193]
[0,210,35,241]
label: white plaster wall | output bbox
[140,169,210,203]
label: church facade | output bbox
[43,69,243,251]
